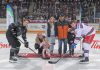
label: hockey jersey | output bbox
[75,23,95,37]
[74,23,95,44]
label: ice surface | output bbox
[0,33,100,70]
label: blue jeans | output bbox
[50,44,54,52]
[48,36,55,52]
[58,39,67,54]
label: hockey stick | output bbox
[48,50,69,64]
[48,38,82,64]
[28,47,37,54]
[17,38,37,54]
[48,51,69,64]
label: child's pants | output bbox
[48,36,55,52]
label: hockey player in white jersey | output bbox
[70,20,95,63]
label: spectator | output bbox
[56,14,69,56]
[34,33,45,54]
[68,25,76,56]
[47,16,57,54]
[40,38,50,59]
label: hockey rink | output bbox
[0,33,100,70]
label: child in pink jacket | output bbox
[40,38,51,59]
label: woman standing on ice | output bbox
[70,20,95,63]
[47,16,57,54]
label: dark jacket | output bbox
[68,32,75,45]
[6,23,27,47]
[47,22,57,37]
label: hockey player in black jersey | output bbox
[6,19,29,63]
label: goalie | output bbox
[70,20,95,63]
[6,19,29,63]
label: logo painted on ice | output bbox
[91,40,100,49]
[0,42,10,48]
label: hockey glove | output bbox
[24,41,29,48]
[34,43,40,49]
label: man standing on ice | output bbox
[56,14,69,56]
[70,20,95,63]
[6,19,29,63]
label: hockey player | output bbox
[70,20,95,63]
[6,19,29,63]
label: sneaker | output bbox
[9,57,17,63]
[72,52,74,55]
[50,50,53,55]
[62,54,67,57]
[42,57,50,60]
[79,54,84,58]
[59,54,62,57]
[79,57,89,64]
